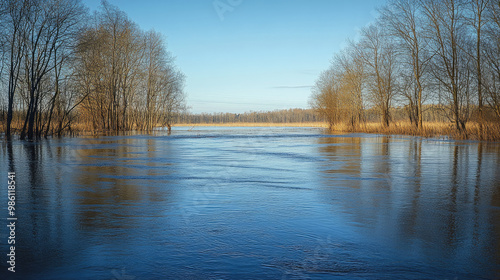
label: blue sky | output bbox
[84,0,386,113]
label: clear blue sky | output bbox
[84,0,387,113]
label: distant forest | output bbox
[177,106,450,124]
[178,109,319,124]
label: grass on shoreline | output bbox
[4,121,498,141]
[175,121,500,141]
[174,122,329,128]
[361,121,500,141]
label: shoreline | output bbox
[174,122,329,128]
[173,121,500,141]
[3,121,498,141]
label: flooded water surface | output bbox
[1,127,500,279]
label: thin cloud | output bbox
[272,85,312,89]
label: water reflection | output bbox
[1,130,499,279]
[401,139,422,236]
[1,136,183,279]
[318,136,500,278]
[318,136,363,188]
[71,137,175,231]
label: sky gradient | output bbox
[84,0,387,113]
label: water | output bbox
[1,127,499,279]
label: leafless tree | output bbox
[17,0,86,140]
[0,0,185,137]
[483,1,500,120]
[356,24,398,127]
[44,0,87,137]
[334,47,365,127]
[310,68,340,129]
[76,1,185,132]
[381,0,431,129]
[3,0,28,138]
[310,47,365,130]
[421,0,473,131]
[76,1,142,131]
[464,0,489,136]
[311,0,500,136]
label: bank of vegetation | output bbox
[177,106,495,140]
[310,0,500,140]
[177,109,320,124]
[0,0,185,140]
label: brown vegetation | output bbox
[0,0,185,140]
[175,120,500,141]
[311,0,500,141]
[330,121,500,141]
[178,109,320,124]
[175,122,329,128]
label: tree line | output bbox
[179,106,450,125]
[311,0,500,138]
[0,0,185,140]
[179,109,320,124]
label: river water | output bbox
[1,127,499,279]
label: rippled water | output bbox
[1,127,500,279]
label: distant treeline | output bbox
[178,109,320,124]
[311,0,500,139]
[0,0,185,140]
[177,106,454,124]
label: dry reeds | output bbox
[174,122,330,128]
[329,121,500,141]
[5,119,499,141]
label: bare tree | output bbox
[142,30,166,131]
[310,48,365,131]
[483,1,500,120]
[381,0,431,128]
[3,0,28,138]
[463,0,490,136]
[44,0,86,137]
[159,68,186,132]
[17,0,86,140]
[75,24,108,130]
[76,0,142,131]
[310,68,340,129]
[422,0,472,131]
[334,47,365,127]
[0,0,186,137]
[311,0,500,137]
[356,24,398,127]
[99,0,140,131]
[75,1,185,133]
